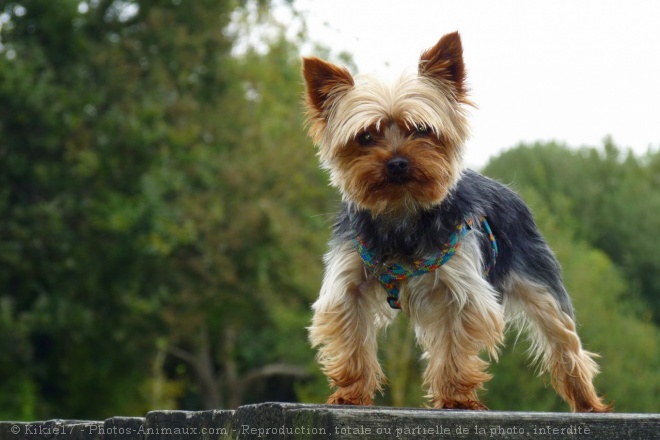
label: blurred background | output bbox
[0,0,658,419]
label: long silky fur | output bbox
[304,32,610,412]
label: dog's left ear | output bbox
[419,31,466,96]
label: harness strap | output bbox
[355,217,497,309]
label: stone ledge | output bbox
[1,403,658,439]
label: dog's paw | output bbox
[438,399,488,411]
[327,392,372,406]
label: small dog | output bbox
[302,32,611,412]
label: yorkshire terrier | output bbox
[302,32,611,412]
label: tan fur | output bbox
[333,124,463,215]
[503,274,612,412]
[405,234,505,409]
[308,241,397,405]
[309,233,506,408]
[309,237,611,411]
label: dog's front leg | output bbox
[308,240,387,405]
[409,240,505,410]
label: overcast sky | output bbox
[291,0,660,168]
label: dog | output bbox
[302,31,610,412]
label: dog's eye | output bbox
[357,131,375,146]
[414,125,431,137]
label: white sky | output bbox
[291,0,660,168]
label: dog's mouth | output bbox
[370,171,440,204]
[386,174,413,185]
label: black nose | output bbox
[386,156,410,176]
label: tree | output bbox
[0,0,183,418]
[0,0,334,418]
[157,32,335,409]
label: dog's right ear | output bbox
[302,57,354,114]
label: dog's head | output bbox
[303,32,472,216]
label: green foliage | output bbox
[1,0,190,418]
[0,0,333,418]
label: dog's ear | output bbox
[419,32,466,96]
[302,57,354,114]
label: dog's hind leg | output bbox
[504,274,612,412]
